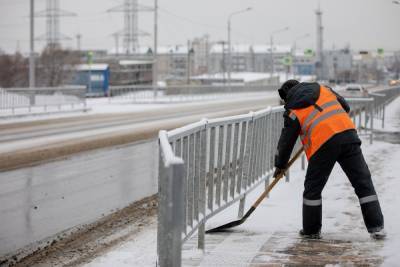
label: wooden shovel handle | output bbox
[253,147,304,208]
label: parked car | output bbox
[389,79,400,86]
[343,84,368,97]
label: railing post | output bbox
[238,195,246,218]
[370,102,374,145]
[157,152,185,267]
[382,104,385,129]
[198,124,207,250]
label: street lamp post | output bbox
[293,33,310,56]
[29,0,35,88]
[227,7,252,87]
[269,27,289,83]
[153,0,158,97]
[217,41,227,84]
[292,33,310,77]
[187,40,194,85]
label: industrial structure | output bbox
[35,0,76,47]
[108,0,153,55]
[315,5,324,80]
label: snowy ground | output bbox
[81,96,400,266]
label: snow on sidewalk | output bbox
[84,97,400,267]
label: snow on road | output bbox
[0,92,277,125]
[84,97,400,267]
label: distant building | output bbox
[293,50,315,76]
[73,59,153,96]
[208,44,292,75]
[108,60,153,86]
[192,36,210,75]
[323,48,353,83]
[74,64,110,96]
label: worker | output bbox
[274,80,385,240]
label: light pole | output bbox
[29,0,35,88]
[293,33,310,55]
[228,7,252,87]
[153,0,158,97]
[292,33,310,77]
[269,26,289,82]
[217,41,227,84]
[187,40,194,85]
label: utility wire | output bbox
[158,6,256,42]
[158,6,225,30]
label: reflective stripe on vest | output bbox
[291,86,355,159]
[300,100,340,141]
[303,109,347,150]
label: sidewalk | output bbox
[85,97,400,267]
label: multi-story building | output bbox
[208,44,292,75]
[292,50,315,76]
[134,45,194,82]
[192,35,210,75]
[323,48,353,83]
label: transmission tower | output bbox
[315,4,324,80]
[36,0,76,47]
[108,0,153,55]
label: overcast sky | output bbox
[0,0,399,54]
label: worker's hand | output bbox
[273,167,285,178]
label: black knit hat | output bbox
[278,79,299,101]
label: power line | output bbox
[158,6,256,42]
[107,0,153,54]
[158,7,224,30]
[35,0,77,47]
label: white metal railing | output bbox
[158,106,285,266]
[370,86,400,128]
[109,84,276,103]
[157,86,400,267]
[0,86,87,115]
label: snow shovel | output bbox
[206,147,304,233]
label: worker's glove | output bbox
[273,167,285,178]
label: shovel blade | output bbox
[206,206,255,233]
[205,218,244,233]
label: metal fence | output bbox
[109,84,276,103]
[158,107,284,266]
[370,86,400,128]
[157,86,400,267]
[0,86,87,115]
[346,97,375,144]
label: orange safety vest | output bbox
[290,86,355,159]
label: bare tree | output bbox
[37,44,80,87]
[0,52,29,88]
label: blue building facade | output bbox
[74,64,110,96]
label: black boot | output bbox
[370,228,386,240]
[299,229,321,239]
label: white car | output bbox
[343,84,368,97]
